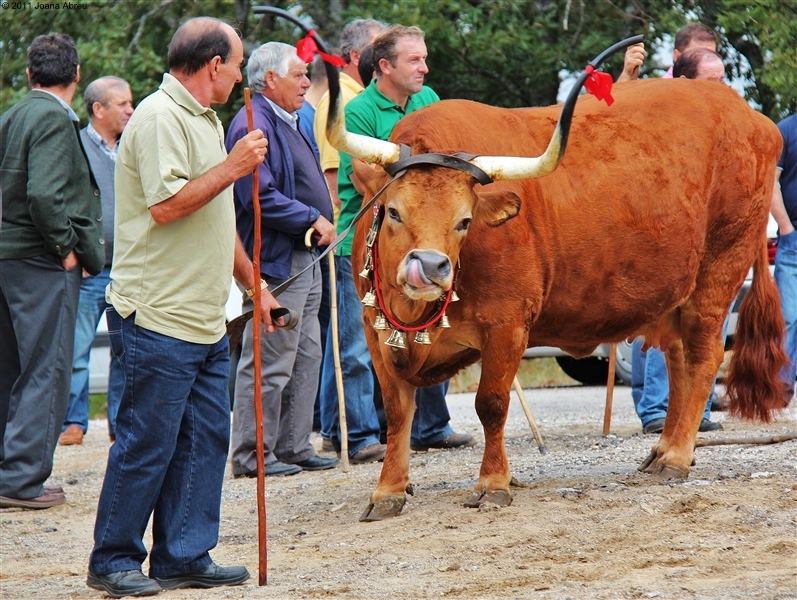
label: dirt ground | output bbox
[1,384,795,600]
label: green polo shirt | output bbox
[336,80,439,255]
[108,73,235,344]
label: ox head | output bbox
[353,157,524,303]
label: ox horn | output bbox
[466,35,644,181]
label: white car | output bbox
[523,214,780,385]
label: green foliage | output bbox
[1,0,794,123]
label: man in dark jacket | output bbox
[0,33,105,509]
[226,42,337,477]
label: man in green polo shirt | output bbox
[326,25,473,465]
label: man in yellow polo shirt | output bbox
[87,17,276,598]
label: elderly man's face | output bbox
[96,86,134,137]
[695,56,725,82]
[268,57,310,114]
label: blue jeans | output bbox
[774,229,797,395]
[318,256,453,455]
[62,267,124,435]
[631,320,727,425]
[319,256,382,456]
[89,309,231,577]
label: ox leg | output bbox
[640,319,725,480]
[465,342,521,509]
[359,345,417,522]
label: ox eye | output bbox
[388,207,402,223]
[456,217,472,232]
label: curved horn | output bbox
[252,5,401,166]
[468,35,645,181]
[325,98,402,165]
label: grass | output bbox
[448,357,577,393]
[89,393,107,420]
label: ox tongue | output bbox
[406,259,433,289]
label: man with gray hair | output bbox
[58,76,133,448]
[226,42,337,477]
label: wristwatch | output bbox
[245,278,268,298]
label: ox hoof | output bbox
[639,454,690,481]
[464,489,513,509]
[359,495,406,522]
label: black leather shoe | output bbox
[410,432,475,452]
[87,570,161,598]
[698,418,723,432]
[642,418,666,434]
[294,455,339,471]
[233,461,302,478]
[153,562,249,590]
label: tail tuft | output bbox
[725,242,790,421]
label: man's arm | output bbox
[232,235,281,333]
[149,130,267,225]
[616,43,646,83]
[324,169,341,209]
[771,170,795,235]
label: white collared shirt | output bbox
[264,96,298,130]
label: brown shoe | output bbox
[59,425,84,446]
[350,443,386,464]
[0,490,66,509]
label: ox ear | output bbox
[351,159,387,197]
[474,189,521,227]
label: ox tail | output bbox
[725,241,790,422]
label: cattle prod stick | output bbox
[512,376,546,454]
[694,432,797,447]
[244,89,268,586]
[603,343,618,435]
[328,252,350,470]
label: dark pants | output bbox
[0,254,81,498]
[89,309,231,576]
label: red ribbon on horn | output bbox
[583,65,614,106]
[296,29,345,67]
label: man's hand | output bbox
[617,43,646,83]
[226,129,268,179]
[258,288,283,334]
[61,250,79,271]
[311,215,336,246]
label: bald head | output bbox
[673,48,725,82]
[168,17,237,76]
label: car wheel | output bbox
[555,355,612,385]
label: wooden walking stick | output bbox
[512,376,546,454]
[603,343,618,435]
[328,252,350,470]
[244,88,268,586]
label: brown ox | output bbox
[331,79,787,521]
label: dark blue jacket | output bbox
[226,93,329,280]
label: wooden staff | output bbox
[695,432,797,447]
[512,376,546,454]
[328,252,350,470]
[603,343,618,435]
[244,89,267,586]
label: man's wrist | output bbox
[245,278,268,297]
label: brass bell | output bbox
[414,329,432,345]
[361,289,378,308]
[437,313,451,329]
[385,329,407,349]
[450,290,460,302]
[373,311,389,330]
[359,254,372,279]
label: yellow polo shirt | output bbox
[108,73,235,344]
